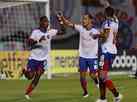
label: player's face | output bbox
[82,15,92,28]
[40,19,49,29]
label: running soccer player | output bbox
[22,16,58,100]
[57,13,100,97]
[96,7,123,102]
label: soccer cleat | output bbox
[83,92,89,98]
[96,99,107,102]
[25,94,31,100]
[114,94,123,102]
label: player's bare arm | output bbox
[28,38,37,46]
[39,35,46,42]
[28,38,39,49]
[57,12,74,28]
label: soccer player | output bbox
[57,13,100,97]
[22,16,58,100]
[96,7,123,102]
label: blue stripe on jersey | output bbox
[102,18,119,27]
[107,20,110,26]
[102,19,111,27]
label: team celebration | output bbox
[0,0,137,102]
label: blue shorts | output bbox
[101,52,116,70]
[79,57,98,72]
[27,59,47,72]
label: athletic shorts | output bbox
[27,59,47,72]
[79,57,98,72]
[101,52,116,71]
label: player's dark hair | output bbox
[40,16,48,22]
[105,6,115,17]
[39,16,48,32]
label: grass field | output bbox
[0,75,137,102]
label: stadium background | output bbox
[0,0,137,79]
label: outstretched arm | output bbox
[57,12,74,28]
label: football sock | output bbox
[80,77,88,94]
[99,80,106,99]
[105,80,119,97]
[25,84,33,95]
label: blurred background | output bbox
[0,0,137,79]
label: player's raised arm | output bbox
[57,12,96,34]
[57,12,74,28]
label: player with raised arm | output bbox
[96,7,123,102]
[22,16,58,100]
[57,12,100,97]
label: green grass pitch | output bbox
[0,75,137,102]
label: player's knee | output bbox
[80,76,86,82]
[99,77,105,84]
[90,71,98,78]
[37,68,44,76]
[99,70,108,80]
[80,71,86,78]
[27,75,33,80]
[25,72,34,80]
[90,73,95,79]
[36,71,42,76]
[99,73,106,83]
